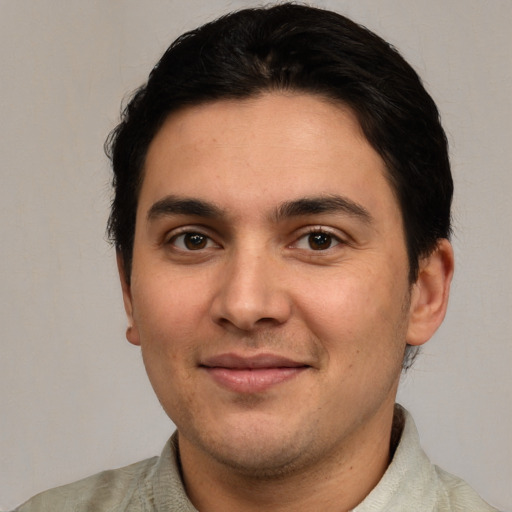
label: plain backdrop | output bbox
[1,1,510,510]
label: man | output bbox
[15,4,499,511]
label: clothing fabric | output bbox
[14,406,499,511]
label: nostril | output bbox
[258,317,276,323]
[210,271,292,331]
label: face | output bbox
[122,93,419,477]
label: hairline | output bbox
[126,87,415,266]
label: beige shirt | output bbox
[14,406,499,511]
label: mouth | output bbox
[200,353,310,393]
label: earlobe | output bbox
[406,239,454,346]
[116,252,141,346]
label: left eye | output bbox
[295,231,341,251]
[171,232,217,251]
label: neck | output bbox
[179,402,399,512]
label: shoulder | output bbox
[354,406,501,512]
[13,456,159,512]
[433,465,500,512]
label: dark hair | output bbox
[106,3,452,318]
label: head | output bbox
[107,3,452,274]
[106,4,452,369]
[106,4,454,489]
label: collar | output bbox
[149,405,448,512]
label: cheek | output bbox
[133,269,211,339]
[294,264,408,354]
[132,278,204,404]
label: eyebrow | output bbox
[274,195,373,224]
[147,195,224,221]
[146,193,373,224]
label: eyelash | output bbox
[165,226,345,253]
[166,229,219,251]
[292,227,344,251]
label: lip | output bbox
[200,353,309,393]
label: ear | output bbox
[117,251,141,346]
[406,239,454,346]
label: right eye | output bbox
[169,232,218,251]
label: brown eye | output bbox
[171,232,216,251]
[308,232,333,250]
[183,233,208,250]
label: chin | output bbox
[188,415,321,479]
[208,440,307,479]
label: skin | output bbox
[119,93,453,511]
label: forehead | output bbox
[140,93,399,223]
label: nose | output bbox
[210,247,292,332]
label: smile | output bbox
[200,353,310,393]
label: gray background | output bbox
[1,1,510,510]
